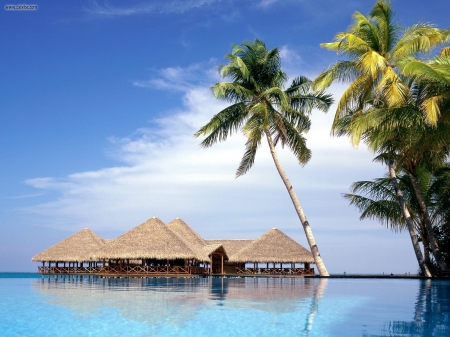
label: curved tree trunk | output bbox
[264,130,329,276]
[407,170,448,270]
[388,160,432,277]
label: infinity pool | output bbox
[0,274,449,336]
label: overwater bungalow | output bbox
[32,228,107,274]
[227,227,315,276]
[32,217,315,277]
[91,217,207,276]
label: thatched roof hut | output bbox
[32,228,106,262]
[167,218,227,262]
[205,239,253,257]
[91,217,197,260]
[228,228,314,263]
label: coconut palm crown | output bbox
[196,39,332,176]
[314,0,449,129]
[195,39,333,276]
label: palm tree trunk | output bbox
[406,170,448,270]
[388,160,431,277]
[264,130,329,276]
[422,232,432,271]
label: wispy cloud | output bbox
[133,61,219,91]
[6,193,45,199]
[85,0,221,16]
[24,62,381,239]
[23,61,394,272]
[258,0,279,8]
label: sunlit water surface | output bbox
[0,274,449,336]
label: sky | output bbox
[1,0,449,273]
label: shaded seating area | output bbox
[226,227,315,276]
[32,228,107,274]
[90,217,220,276]
[32,218,316,277]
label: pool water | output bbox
[0,275,449,336]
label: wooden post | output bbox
[221,254,224,275]
[167,259,169,274]
[210,255,213,275]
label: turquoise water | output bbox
[0,275,449,336]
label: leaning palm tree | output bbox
[332,94,434,276]
[314,0,449,275]
[344,172,436,274]
[349,78,450,272]
[195,39,333,276]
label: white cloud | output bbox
[133,61,219,91]
[258,0,279,7]
[25,77,381,232]
[85,0,220,16]
[23,62,417,274]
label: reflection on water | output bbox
[32,276,327,331]
[364,280,450,337]
[14,276,450,336]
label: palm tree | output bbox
[344,172,434,274]
[348,78,450,271]
[314,0,449,275]
[402,47,450,125]
[332,101,432,276]
[314,0,448,131]
[345,165,450,275]
[195,39,333,276]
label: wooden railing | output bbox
[235,267,314,276]
[38,266,209,275]
[38,266,102,274]
[37,266,312,276]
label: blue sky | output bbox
[1,0,449,273]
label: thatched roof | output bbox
[228,228,314,263]
[32,228,106,262]
[205,239,253,257]
[167,218,227,262]
[91,217,197,260]
[202,244,227,257]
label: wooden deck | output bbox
[38,266,209,276]
[38,266,314,277]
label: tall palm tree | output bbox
[348,78,450,271]
[332,101,432,276]
[195,39,333,276]
[314,0,448,132]
[314,0,449,274]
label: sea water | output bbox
[0,274,449,337]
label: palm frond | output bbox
[236,123,263,177]
[194,103,248,147]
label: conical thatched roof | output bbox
[228,228,314,263]
[205,239,253,257]
[91,217,197,260]
[167,218,227,262]
[32,228,106,262]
